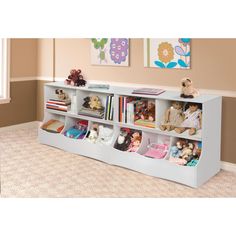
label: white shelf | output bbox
[39,81,222,187]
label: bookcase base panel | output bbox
[38,129,219,188]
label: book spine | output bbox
[122,97,124,123]
[46,103,68,109]
[109,96,114,120]
[107,96,111,120]
[105,95,109,120]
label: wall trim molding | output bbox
[10,76,236,98]
[221,161,236,173]
[0,121,236,173]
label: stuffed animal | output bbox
[170,140,186,158]
[87,123,99,143]
[160,101,184,131]
[98,125,113,145]
[114,129,131,151]
[55,89,69,100]
[89,96,103,110]
[141,101,155,121]
[180,142,194,162]
[180,77,199,98]
[82,96,90,108]
[175,102,202,135]
[65,69,87,87]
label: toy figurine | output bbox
[180,77,199,98]
[160,101,184,131]
[98,125,113,145]
[175,103,202,135]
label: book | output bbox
[109,96,114,120]
[132,88,165,96]
[79,107,104,118]
[41,119,64,133]
[48,98,71,105]
[88,84,110,89]
[134,119,155,128]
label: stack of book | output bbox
[79,107,105,119]
[46,99,71,112]
[105,95,114,120]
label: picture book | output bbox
[41,119,64,133]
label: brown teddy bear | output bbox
[89,96,103,110]
[141,101,155,121]
[180,77,199,98]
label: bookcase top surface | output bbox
[46,81,220,103]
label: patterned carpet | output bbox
[0,123,236,197]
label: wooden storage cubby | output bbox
[38,82,222,187]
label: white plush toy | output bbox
[98,125,113,145]
[87,129,98,143]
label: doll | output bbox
[127,136,141,152]
[160,101,184,131]
[175,103,202,135]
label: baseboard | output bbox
[0,121,39,131]
[1,120,236,173]
[221,161,236,173]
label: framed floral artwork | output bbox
[91,38,129,66]
[144,38,191,69]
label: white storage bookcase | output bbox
[38,82,222,187]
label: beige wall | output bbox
[54,39,236,91]
[10,39,38,79]
[37,39,54,77]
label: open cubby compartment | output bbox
[62,116,89,140]
[41,112,65,134]
[166,136,202,167]
[156,99,203,139]
[113,127,143,153]
[137,132,171,159]
[45,85,76,110]
[117,95,156,128]
[76,90,114,120]
[86,121,117,146]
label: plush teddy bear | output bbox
[98,125,113,145]
[180,77,199,98]
[55,89,69,100]
[160,101,184,131]
[89,96,103,110]
[82,96,90,108]
[141,101,155,121]
[65,69,87,87]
